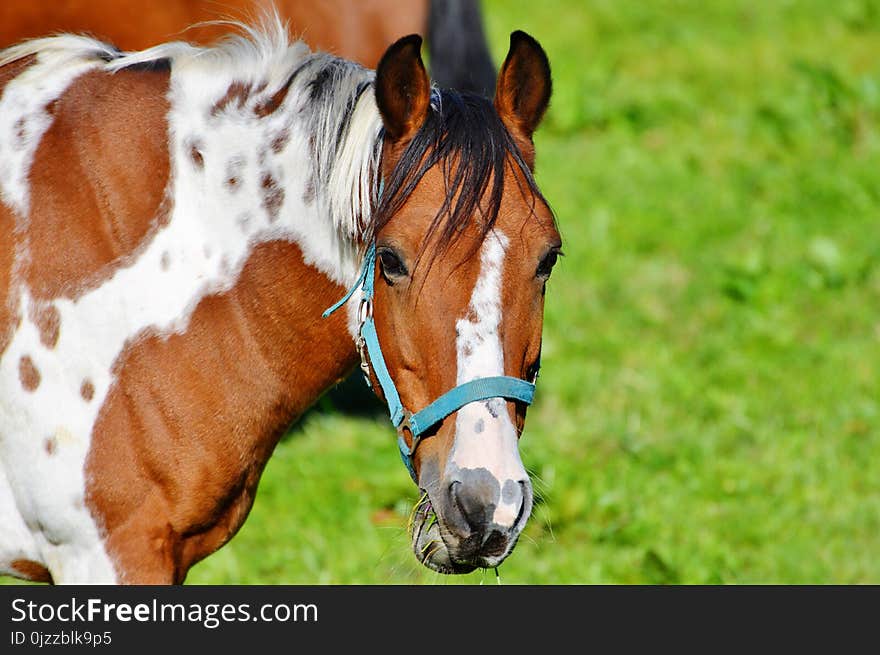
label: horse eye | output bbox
[378,247,409,283]
[536,248,561,279]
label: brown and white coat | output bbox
[0,21,557,583]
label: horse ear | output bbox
[494,31,552,144]
[375,34,431,143]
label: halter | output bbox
[323,242,536,483]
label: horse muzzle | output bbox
[410,473,533,574]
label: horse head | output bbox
[365,32,559,573]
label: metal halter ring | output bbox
[356,335,371,385]
[396,409,422,455]
[356,298,374,385]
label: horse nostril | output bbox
[448,476,530,534]
[492,478,529,530]
[448,479,491,532]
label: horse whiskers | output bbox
[423,542,444,561]
[406,490,430,535]
[478,566,503,585]
[405,495,421,534]
[533,504,557,544]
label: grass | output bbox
[10,1,880,585]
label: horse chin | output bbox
[410,494,476,575]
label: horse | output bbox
[0,15,559,583]
[0,0,497,96]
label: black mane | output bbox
[373,88,549,264]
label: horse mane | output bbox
[376,89,548,267]
[0,14,548,265]
[0,13,383,246]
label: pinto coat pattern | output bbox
[0,26,378,583]
[0,20,557,584]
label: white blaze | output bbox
[452,231,526,527]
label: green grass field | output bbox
[8,1,878,585]
[186,0,880,584]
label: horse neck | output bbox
[61,47,379,465]
[164,49,378,281]
[81,235,362,579]
[148,51,382,421]
[82,55,379,571]
[0,35,379,581]
[0,40,379,450]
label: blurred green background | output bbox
[187,0,880,584]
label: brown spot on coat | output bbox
[19,355,40,391]
[210,81,251,116]
[45,436,57,455]
[270,128,290,154]
[254,84,291,118]
[189,142,204,169]
[260,173,284,223]
[29,301,60,348]
[25,67,172,301]
[224,157,245,194]
[13,117,26,148]
[9,559,52,584]
[81,378,95,401]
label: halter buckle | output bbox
[356,335,372,386]
[356,298,374,386]
[396,409,421,455]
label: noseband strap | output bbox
[323,242,536,483]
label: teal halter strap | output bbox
[323,242,536,483]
